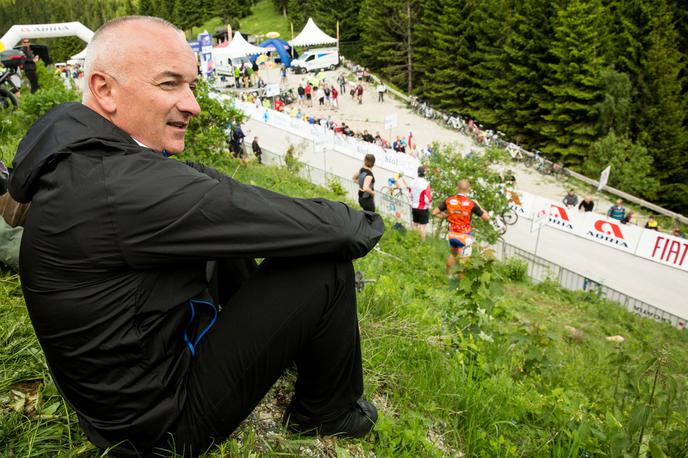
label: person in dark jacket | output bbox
[9,16,383,456]
[252,136,263,164]
[20,38,40,93]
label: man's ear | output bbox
[87,72,117,114]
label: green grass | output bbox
[239,0,292,41]
[2,156,687,457]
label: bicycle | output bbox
[490,208,518,236]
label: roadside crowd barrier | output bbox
[230,98,422,178]
[511,190,688,273]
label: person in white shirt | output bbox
[376,83,386,102]
[408,166,432,241]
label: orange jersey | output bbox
[439,194,483,234]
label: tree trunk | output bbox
[406,1,413,94]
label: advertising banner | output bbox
[198,32,213,79]
[579,213,643,254]
[634,231,688,273]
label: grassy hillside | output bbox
[1,155,687,457]
[239,0,291,41]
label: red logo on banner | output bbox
[549,205,570,221]
[651,236,688,267]
[546,204,574,230]
[594,220,624,239]
[588,220,629,247]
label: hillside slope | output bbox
[1,156,686,457]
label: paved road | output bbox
[502,216,687,319]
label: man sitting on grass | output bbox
[9,16,383,456]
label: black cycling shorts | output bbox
[412,208,429,225]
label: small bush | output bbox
[497,258,529,282]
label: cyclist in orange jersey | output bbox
[432,179,490,275]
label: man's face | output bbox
[21,39,30,48]
[109,24,200,153]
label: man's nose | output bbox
[179,85,201,117]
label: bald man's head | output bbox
[81,16,200,153]
[457,179,471,193]
[82,16,182,101]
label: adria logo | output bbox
[594,220,624,239]
[588,219,629,248]
[549,205,569,221]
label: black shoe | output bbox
[283,399,378,438]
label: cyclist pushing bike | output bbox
[432,179,490,276]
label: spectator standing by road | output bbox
[337,73,346,94]
[231,123,246,159]
[644,216,660,231]
[305,82,312,107]
[353,154,376,212]
[621,210,637,225]
[20,38,40,93]
[607,199,626,221]
[562,189,578,208]
[408,166,432,241]
[578,196,594,212]
[252,136,263,164]
[297,84,305,105]
[376,82,386,102]
[355,83,364,104]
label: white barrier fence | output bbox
[230,98,423,178]
[511,190,688,273]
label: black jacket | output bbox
[9,103,384,452]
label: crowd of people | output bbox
[560,190,685,237]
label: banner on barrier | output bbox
[579,213,642,254]
[234,99,421,177]
[635,232,688,272]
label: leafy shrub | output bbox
[326,175,347,197]
[497,257,529,282]
[184,81,244,161]
[426,142,510,243]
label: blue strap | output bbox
[161,149,170,158]
[182,299,218,357]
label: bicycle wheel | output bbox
[502,209,518,225]
[491,216,507,236]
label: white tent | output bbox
[70,47,87,60]
[289,18,337,47]
[213,31,267,61]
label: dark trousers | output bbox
[358,195,375,212]
[158,258,363,455]
[25,69,39,93]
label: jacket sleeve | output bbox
[112,158,385,267]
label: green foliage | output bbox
[497,257,528,282]
[596,67,633,137]
[239,0,291,40]
[283,142,305,174]
[585,130,659,198]
[0,63,79,164]
[183,81,244,160]
[426,144,509,244]
[359,0,419,93]
[326,175,346,197]
[539,0,607,165]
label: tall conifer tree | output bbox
[539,0,607,164]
